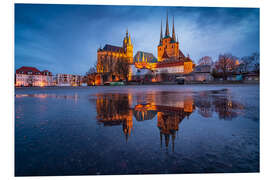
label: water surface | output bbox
[15,85,259,176]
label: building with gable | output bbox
[15,66,54,87]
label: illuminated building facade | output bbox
[55,74,84,86]
[134,51,158,70]
[15,66,53,87]
[130,13,194,80]
[96,13,194,83]
[96,30,133,82]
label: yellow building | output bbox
[134,51,158,70]
[95,14,194,83]
[96,30,133,81]
[132,13,194,77]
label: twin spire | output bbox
[125,28,132,45]
[160,11,177,43]
[160,20,163,44]
[165,11,170,37]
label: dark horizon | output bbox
[15,4,259,75]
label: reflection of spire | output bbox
[165,10,170,37]
[160,132,163,149]
[165,134,170,148]
[125,132,128,143]
[172,133,175,153]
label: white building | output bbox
[55,74,84,86]
[15,66,54,87]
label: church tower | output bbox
[157,13,180,61]
[123,29,133,64]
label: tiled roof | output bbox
[134,51,157,63]
[102,44,125,53]
[162,50,169,59]
[170,39,177,43]
[16,66,41,75]
[156,60,184,68]
[179,50,185,58]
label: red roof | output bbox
[179,50,185,58]
[156,60,184,68]
[16,66,41,75]
[162,50,169,59]
[16,66,52,75]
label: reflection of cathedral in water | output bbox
[93,89,244,150]
[95,93,133,141]
[94,92,195,146]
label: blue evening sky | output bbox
[15,4,259,75]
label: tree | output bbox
[86,63,97,85]
[251,52,260,74]
[240,52,259,74]
[240,56,253,73]
[115,58,130,82]
[215,53,235,80]
[198,56,213,66]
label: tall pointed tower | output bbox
[158,12,179,61]
[125,30,133,64]
[165,11,170,37]
[158,20,164,61]
[172,16,176,41]
[159,20,163,45]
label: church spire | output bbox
[128,34,131,45]
[172,16,176,41]
[165,11,170,37]
[126,28,128,38]
[160,20,163,44]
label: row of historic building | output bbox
[16,13,258,87]
[15,66,86,87]
[95,13,194,84]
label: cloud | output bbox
[15,4,259,74]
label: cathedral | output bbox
[96,30,133,81]
[95,12,194,84]
[133,13,194,76]
[157,14,185,61]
